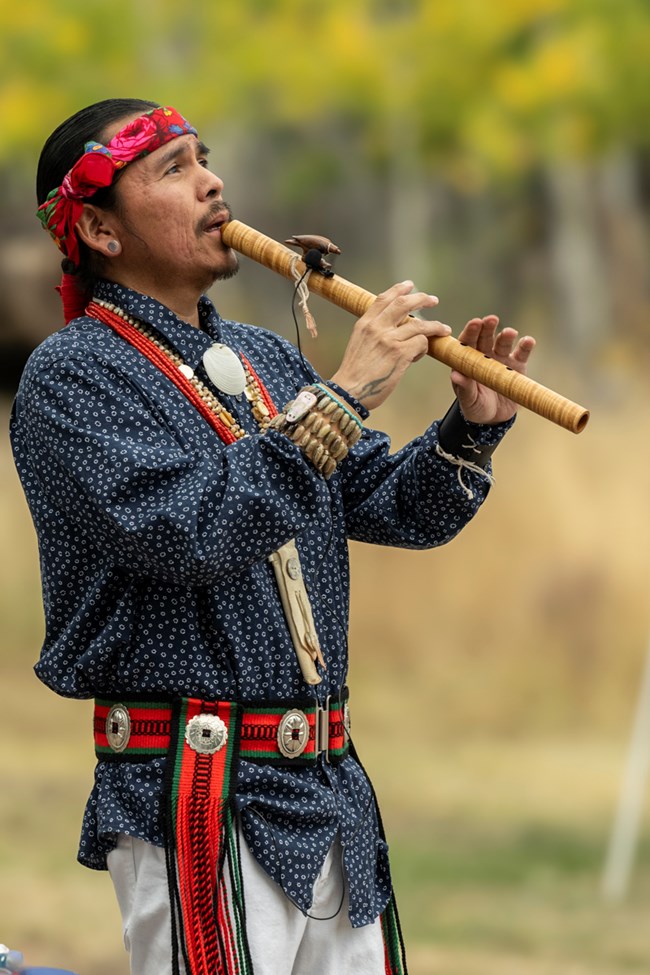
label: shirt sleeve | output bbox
[338,412,513,548]
[235,328,512,551]
[16,351,330,587]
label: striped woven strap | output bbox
[94,696,349,766]
[164,698,246,975]
[381,893,408,974]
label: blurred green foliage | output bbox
[1,0,649,178]
[3,0,648,367]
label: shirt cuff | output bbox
[437,400,515,469]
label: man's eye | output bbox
[198,157,210,168]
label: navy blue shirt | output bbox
[10,280,511,926]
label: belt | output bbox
[94,694,350,767]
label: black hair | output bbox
[37,98,159,289]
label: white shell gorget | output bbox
[202,343,247,396]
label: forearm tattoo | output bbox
[350,367,397,403]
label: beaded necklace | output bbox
[86,297,324,686]
[87,299,277,443]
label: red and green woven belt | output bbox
[94,695,350,766]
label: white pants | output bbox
[107,832,386,975]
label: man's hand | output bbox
[451,315,536,425]
[330,281,451,411]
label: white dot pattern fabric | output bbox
[10,280,511,927]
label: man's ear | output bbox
[76,204,122,258]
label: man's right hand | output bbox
[328,280,449,411]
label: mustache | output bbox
[197,201,233,235]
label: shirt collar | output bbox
[93,280,223,371]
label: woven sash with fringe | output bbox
[164,698,252,975]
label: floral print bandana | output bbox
[37,106,198,268]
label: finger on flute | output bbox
[221,219,589,434]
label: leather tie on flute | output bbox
[221,219,590,434]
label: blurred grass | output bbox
[2,375,650,974]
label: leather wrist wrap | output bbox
[438,400,497,469]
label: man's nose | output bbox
[200,168,224,200]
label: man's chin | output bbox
[212,253,240,282]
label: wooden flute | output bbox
[221,220,590,434]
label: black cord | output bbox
[245,804,348,922]
[291,267,313,376]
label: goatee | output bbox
[213,256,240,281]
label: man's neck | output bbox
[106,272,206,329]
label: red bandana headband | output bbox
[38,105,197,266]
[37,105,198,322]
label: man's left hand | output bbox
[451,315,536,425]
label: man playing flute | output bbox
[11,99,535,975]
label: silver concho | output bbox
[277,709,310,759]
[106,704,131,753]
[185,713,228,755]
